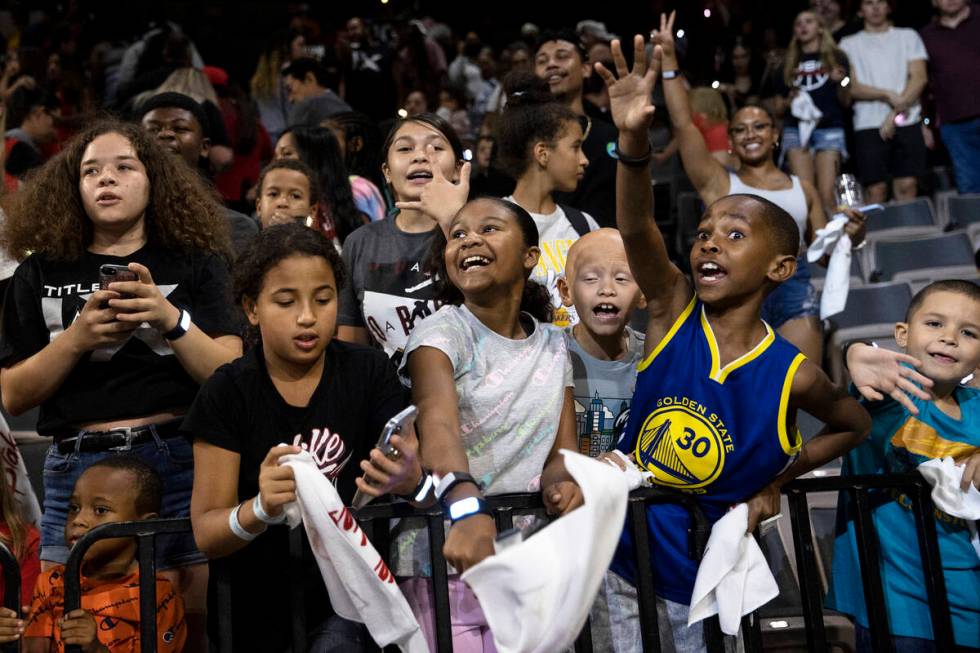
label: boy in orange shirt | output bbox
[0,457,185,652]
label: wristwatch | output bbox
[447,496,492,524]
[433,471,480,507]
[163,308,192,341]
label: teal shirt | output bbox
[826,385,980,646]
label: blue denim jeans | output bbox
[41,428,204,567]
[941,117,980,194]
[762,255,819,329]
[307,614,368,653]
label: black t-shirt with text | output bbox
[0,244,236,435]
[180,340,405,651]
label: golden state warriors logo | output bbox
[634,397,732,489]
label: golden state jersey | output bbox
[611,296,806,603]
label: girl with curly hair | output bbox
[0,119,242,649]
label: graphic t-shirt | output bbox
[504,197,599,328]
[564,326,644,457]
[826,387,980,647]
[338,216,444,364]
[180,340,405,651]
[0,245,237,435]
[24,566,186,653]
[776,52,850,129]
[393,304,573,576]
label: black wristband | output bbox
[397,467,432,502]
[613,142,653,167]
[434,471,481,508]
[447,496,492,523]
[841,340,873,372]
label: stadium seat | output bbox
[825,282,913,382]
[867,231,976,284]
[674,191,704,257]
[940,193,980,229]
[809,255,865,292]
[863,198,940,238]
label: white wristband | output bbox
[229,503,260,541]
[253,494,287,525]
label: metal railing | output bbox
[777,473,955,653]
[51,472,960,653]
[63,518,192,653]
[0,541,18,653]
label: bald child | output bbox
[557,229,647,456]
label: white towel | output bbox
[602,449,655,490]
[917,457,980,560]
[687,503,779,635]
[807,214,852,320]
[791,91,823,149]
[281,450,429,653]
[460,450,629,653]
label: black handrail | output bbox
[54,472,960,653]
[0,541,19,653]
[774,473,956,653]
[63,518,192,653]
[355,486,718,653]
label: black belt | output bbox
[55,420,184,454]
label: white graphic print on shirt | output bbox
[40,282,179,360]
[293,426,352,481]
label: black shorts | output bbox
[853,124,926,186]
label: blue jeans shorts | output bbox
[40,426,204,568]
[762,255,819,329]
[782,125,849,159]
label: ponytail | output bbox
[520,279,554,324]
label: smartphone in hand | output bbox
[99,264,138,297]
[352,405,418,510]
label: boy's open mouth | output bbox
[592,303,621,319]
[696,261,728,283]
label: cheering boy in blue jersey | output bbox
[827,280,980,650]
[595,25,871,651]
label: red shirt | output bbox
[920,9,980,123]
[0,523,39,607]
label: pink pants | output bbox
[399,576,498,653]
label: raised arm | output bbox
[407,346,495,572]
[596,30,693,354]
[652,12,729,203]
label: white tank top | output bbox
[727,173,808,244]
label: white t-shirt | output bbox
[504,197,600,328]
[839,27,928,131]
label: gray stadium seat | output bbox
[941,193,980,229]
[867,231,976,284]
[825,282,913,381]
[864,199,939,238]
[675,191,704,257]
[809,255,865,292]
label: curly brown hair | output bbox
[1,119,231,262]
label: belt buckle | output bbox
[107,426,136,452]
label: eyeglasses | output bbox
[729,122,773,137]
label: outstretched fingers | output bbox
[632,34,648,78]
